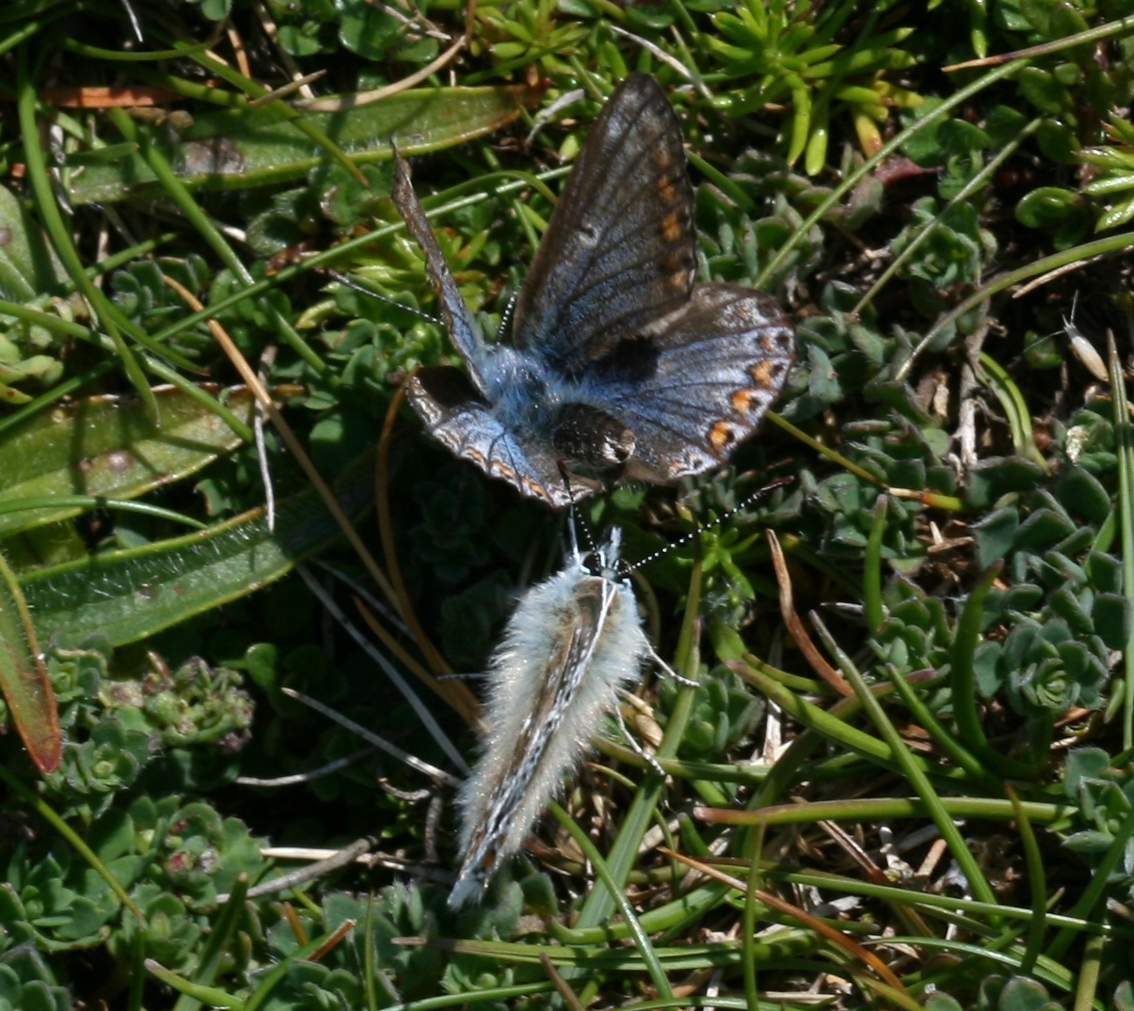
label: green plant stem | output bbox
[61,36,213,60]
[167,39,368,185]
[145,960,243,1008]
[1110,331,1134,751]
[883,664,993,784]
[976,352,1049,471]
[903,229,1134,378]
[1071,930,1105,1011]
[853,117,1041,315]
[765,411,965,511]
[0,7,68,60]
[950,562,1042,778]
[0,496,208,529]
[884,935,1074,994]
[129,926,146,1011]
[686,151,755,211]
[764,865,1104,936]
[946,10,1134,69]
[742,822,766,1011]
[731,659,972,785]
[549,801,674,1001]
[0,356,114,434]
[746,671,934,813]
[0,299,252,442]
[863,494,887,632]
[704,795,1069,826]
[105,108,329,379]
[147,167,569,347]
[550,884,727,945]
[172,876,250,1011]
[1006,784,1047,977]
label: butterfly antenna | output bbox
[624,477,793,574]
[498,292,518,341]
[325,270,440,325]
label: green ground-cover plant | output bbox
[2,0,1134,1008]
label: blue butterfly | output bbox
[392,73,794,508]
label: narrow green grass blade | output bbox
[1006,784,1047,977]
[811,613,1001,910]
[172,876,251,1011]
[907,229,1134,374]
[853,117,1041,315]
[16,48,157,420]
[1109,331,1134,749]
[950,562,1043,778]
[550,800,674,1000]
[756,58,1027,288]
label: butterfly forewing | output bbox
[391,152,488,393]
[512,73,697,371]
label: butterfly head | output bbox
[574,526,623,582]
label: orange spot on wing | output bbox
[660,210,682,243]
[709,421,734,453]
[656,176,676,203]
[731,389,755,414]
[662,253,687,290]
[750,360,775,387]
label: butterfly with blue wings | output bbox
[393,73,794,508]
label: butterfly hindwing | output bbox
[579,283,795,482]
[512,73,697,371]
[408,367,600,506]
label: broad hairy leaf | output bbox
[65,85,533,204]
[0,385,255,537]
[21,455,372,647]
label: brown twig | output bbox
[765,530,853,697]
[160,276,399,610]
[658,847,912,999]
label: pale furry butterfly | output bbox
[450,525,668,907]
[392,73,794,509]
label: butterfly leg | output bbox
[611,694,666,777]
[647,643,699,687]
